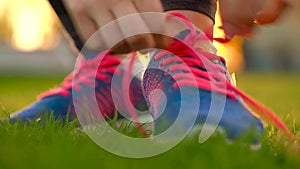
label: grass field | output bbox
[0,74,299,169]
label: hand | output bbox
[218,0,289,41]
[255,0,289,25]
[63,0,170,53]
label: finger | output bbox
[219,22,240,41]
[111,1,156,51]
[77,17,105,50]
[133,0,164,33]
[89,7,132,52]
[255,0,289,25]
[63,0,105,49]
[219,22,254,42]
[134,0,171,49]
[133,0,163,12]
[111,40,132,54]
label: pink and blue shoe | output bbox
[9,51,146,123]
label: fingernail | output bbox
[224,31,235,41]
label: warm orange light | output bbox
[0,0,7,17]
[213,2,245,72]
[7,0,58,52]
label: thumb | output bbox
[255,0,289,25]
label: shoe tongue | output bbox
[176,29,231,80]
[80,47,106,60]
[175,29,217,55]
[81,50,101,60]
[175,29,192,40]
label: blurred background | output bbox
[0,0,300,76]
[0,0,76,76]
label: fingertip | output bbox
[254,0,289,25]
[154,35,174,50]
[126,34,156,51]
[111,40,132,54]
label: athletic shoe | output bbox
[9,51,146,123]
[142,13,294,144]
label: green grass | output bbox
[0,74,300,169]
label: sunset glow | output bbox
[213,3,244,72]
[6,0,58,51]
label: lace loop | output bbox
[39,51,121,98]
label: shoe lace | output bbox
[148,12,295,141]
[39,50,123,120]
[39,51,121,98]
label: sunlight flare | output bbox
[7,0,58,51]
